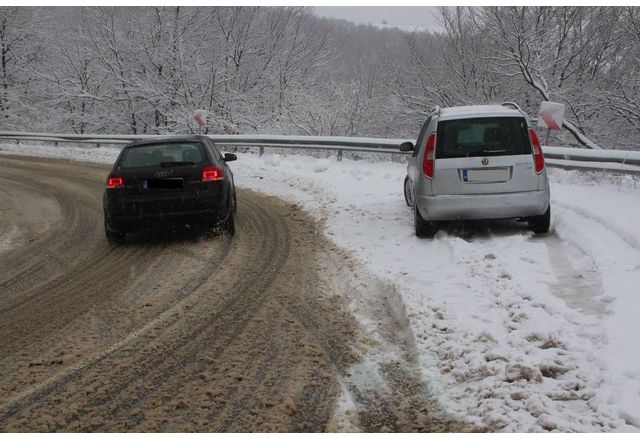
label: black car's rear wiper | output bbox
[160,161,196,167]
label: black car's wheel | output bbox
[404,177,414,207]
[223,194,236,236]
[528,206,551,234]
[224,208,236,236]
[414,205,436,237]
[105,221,126,245]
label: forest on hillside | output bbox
[1,6,639,149]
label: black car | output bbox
[103,135,237,244]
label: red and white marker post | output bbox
[537,101,565,144]
[193,110,207,133]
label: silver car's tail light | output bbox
[422,132,437,179]
[528,128,545,174]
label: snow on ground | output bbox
[0,142,120,164]
[2,141,640,432]
[0,225,19,254]
[230,153,640,432]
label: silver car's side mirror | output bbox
[399,141,415,152]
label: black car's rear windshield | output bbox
[119,142,206,168]
[436,117,531,159]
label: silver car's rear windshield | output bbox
[119,142,206,168]
[436,117,531,159]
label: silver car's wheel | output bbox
[404,177,414,207]
[414,204,436,237]
[528,206,550,234]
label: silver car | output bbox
[400,103,550,237]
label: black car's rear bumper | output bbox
[104,192,230,232]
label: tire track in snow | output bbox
[553,202,640,429]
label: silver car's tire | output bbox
[414,205,436,237]
[528,206,550,234]
[404,177,414,207]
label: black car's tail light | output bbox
[202,166,224,182]
[106,175,124,189]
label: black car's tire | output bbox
[528,206,551,234]
[105,222,126,245]
[404,177,414,207]
[224,208,236,236]
[224,194,236,236]
[414,205,436,237]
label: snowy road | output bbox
[1,142,639,432]
[0,155,356,431]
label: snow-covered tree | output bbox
[2,6,639,150]
[0,7,45,129]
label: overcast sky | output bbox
[313,6,444,32]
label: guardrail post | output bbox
[337,149,343,162]
[54,141,58,147]
[259,146,264,156]
[95,143,100,148]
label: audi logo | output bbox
[481,158,489,166]
[155,171,171,177]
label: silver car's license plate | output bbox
[463,168,510,182]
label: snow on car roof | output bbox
[438,105,525,121]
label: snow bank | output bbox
[549,169,640,429]
[0,142,119,164]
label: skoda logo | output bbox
[155,170,171,177]
[481,158,489,166]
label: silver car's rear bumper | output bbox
[416,188,550,221]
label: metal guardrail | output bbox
[0,131,406,147]
[1,131,639,174]
[0,132,408,162]
[545,159,640,176]
[542,146,640,166]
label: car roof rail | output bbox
[501,102,522,111]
